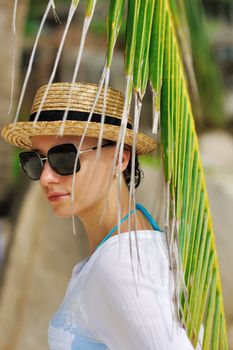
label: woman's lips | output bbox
[47,193,70,202]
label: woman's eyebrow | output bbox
[31,148,44,154]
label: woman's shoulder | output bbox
[92,229,168,265]
[82,229,171,293]
[70,229,167,283]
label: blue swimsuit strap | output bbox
[95,206,136,250]
[136,202,162,232]
[95,203,162,251]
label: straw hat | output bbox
[1,82,157,155]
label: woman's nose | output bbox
[40,161,60,186]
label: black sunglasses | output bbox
[19,142,114,181]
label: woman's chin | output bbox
[53,209,72,218]
[50,202,75,218]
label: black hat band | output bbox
[29,110,133,129]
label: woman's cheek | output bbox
[71,154,113,205]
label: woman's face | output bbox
[31,135,129,218]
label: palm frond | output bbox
[159,3,228,347]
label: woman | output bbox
[1,82,194,349]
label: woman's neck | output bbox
[77,181,153,255]
[77,182,132,254]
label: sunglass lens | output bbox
[48,144,80,176]
[19,152,43,180]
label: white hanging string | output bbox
[164,177,201,347]
[105,75,133,255]
[32,1,78,126]
[52,0,61,23]
[151,84,162,134]
[55,0,98,235]
[70,67,106,234]
[8,0,18,116]
[89,74,132,262]
[128,92,143,287]
[59,0,97,135]
[95,67,110,161]
[80,68,111,232]
[68,3,121,236]
[14,0,54,124]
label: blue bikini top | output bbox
[95,202,162,251]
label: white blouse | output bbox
[48,230,194,350]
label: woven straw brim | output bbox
[1,121,157,155]
[1,82,157,154]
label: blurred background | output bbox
[0,0,232,349]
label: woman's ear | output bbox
[116,148,131,172]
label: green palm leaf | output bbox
[159,3,228,347]
[113,0,227,347]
